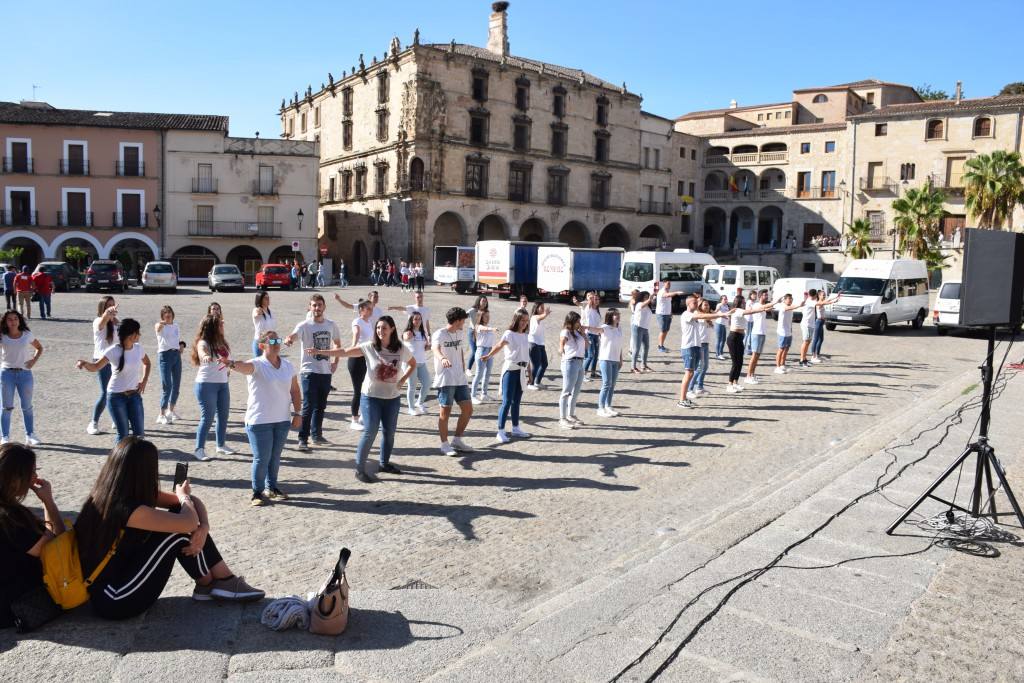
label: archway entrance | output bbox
[269,245,297,266]
[598,223,630,249]
[757,206,784,249]
[640,224,667,250]
[110,239,156,282]
[477,214,508,241]
[170,245,217,281]
[226,245,263,285]
[50,236,100,270]
[0,237,44,269]
[353,240,369,277]
[558,221,590,247]
[409,157,425,191]
[729,207,756,250]
[702,207,727,248]
[519,218,546,242]
[433,211,466,246]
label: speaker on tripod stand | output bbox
[887,228,1024,534]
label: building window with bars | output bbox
[375,164,389,195]
[465,158,488,198]
[508,164,531,202]
[376,109,389,142]
[594,131,610,163]
[469,111,489,146]
[342,88,353,117]
[547,168,568,206]
[899,163,916,181]
[341,171,352,199]
[590,174,610,210]
[513,119,531,152]
[328,176,336,201]
[551,124,567,158]
[377,71,389,104]
[343,121,353,150]
[515,76,530,111]
[355,167,367,197]
[596,96,609,126]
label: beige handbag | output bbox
[309,548,351,636]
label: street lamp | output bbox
[838,179,847,234]
[153,204,161,225]
[297,208,304,232]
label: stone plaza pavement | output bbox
[0,285,1021,681]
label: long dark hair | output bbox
[97,296,116,343]
[472,295,488,312]
[531,301,545,316]
[563,311,582,339]
[255,292,270,318]
[191,314,229,366]
[508,309,530,332]
[404,311,425,339]
[115,319,141,373]
[1,309,29,337]
[732,294,746,310]
[373,315,401,352]
[604,308,620,326]
[0,443,44,541]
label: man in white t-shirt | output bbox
[284,294,341,451]
[432,307,475,456]
[335,290,384,326]
[655,281,687,353]
[677,295,727,408]
[388,290,432,338]
[774,293,802,373]
[745,291,772,384]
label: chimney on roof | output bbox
[19,100,53,109]
[729,99,738,109]
[487,2,510,57]
[954,80,962,105]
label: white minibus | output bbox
[825,259,929,334]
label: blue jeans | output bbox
[559,358,585,419]
[529,343,548,385]
[693,343,710,390]
[631,326,649,370]
[158,349,182,411]
[471,346,493,395]
[584,333,600,374]
[407,363,430,408]
[251,339,262,357]
[299,372,331,440]
[811,319,825,356]
[108,391,144,443]
[1,369,34,438]
[355,394,400,470]
[598,360,620,409]
[339,271,348,287]
[744,319,753,354]
[92,364,112,422]
[497,370,523,430]
[37,294,52,318]
[246,421,289,493]
[194,382,230,450]
[467,329,477,370]
[715,325,727,356]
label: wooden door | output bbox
[68,144,85,174]
[121,193,141,227]
[67,192,87,226]
[867,162,882,188]
[941,214,966,241]
[946,157,966,188]
[11,191,31,224]
[123,146,140,176]
[11,142,29,172]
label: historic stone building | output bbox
[282,2,689,276]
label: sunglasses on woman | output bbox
[264,337,283,345]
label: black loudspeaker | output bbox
[959,228,1024,328]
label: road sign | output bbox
[291,240,301,251]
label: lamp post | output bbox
[838,179,847,233]
[297,208,304,232]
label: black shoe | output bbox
[355,470,376,483]
[312,436,330,446]
[379,463,402,475]
[296,440,311,452]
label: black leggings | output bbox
[348,356,367,417]
[89,530,223,620]
[727,331,745,382]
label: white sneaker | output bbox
[168,410,182,422]
[87,421,102,435]
[215,446,236,455]
[726,384,740,394]
[607,409,621,417]
[155,414,168,425]
[415,403,427,415]
[407,407,418,416]
[526,384,540,391]
[735,383,745,391]
[596,407,611,417]
[810,357,822,364]
[782,366,792,374]
[715,354,726,361]
[349,421,364,431]
[495,430,511,444]
[686,392,700,400]
[482,393,494,402]
[774,367,786,374]
[568,415,585,426]
[558,419,576,429]
[744,376,760,385]
[193,448,212,462]
[0,437,8,445]
[439,441,457,456]
[451,437,475,453]
[472,395,483,405]
[26,434,41,447]
[510,426,531,438]
[697,389,710,397]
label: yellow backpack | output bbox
[40,525,120,610]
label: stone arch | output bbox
[170,245,217,280]
[558,220,590,247]
[226,244,263,284]
[703,171,728,191]
[732,144,757,155]
[477,214,509,241]
[758,167,787,191]
[0,230,49,264]
[760,142,787,153]
[518,217,548,242]
[640,224,667,250]
[49,231,104,261]
[706,145,729,159]
[101,232,160,260]
[409,157,425,191]
[703,207,727,248]
[729,206,756,250]
[51,236,101,269]
[268,245,296,265]
[598,223,630,249]
[433,211,467,246]
[757,206,784,248]
[733,169,757,197]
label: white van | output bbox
[619,249,718,304]
[825,259,929,334]
[933,278,961,335]
[703,264,779,300]
[770,277,835,321]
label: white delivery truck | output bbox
[825,258,930,334]
[702,264,780,300]
[536,246,624,301]
[619,250,718,310]
[433,245,476,293]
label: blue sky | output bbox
[6,0,1022,137]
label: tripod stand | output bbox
[886,326,1024,535]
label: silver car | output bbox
[208,264,245,292]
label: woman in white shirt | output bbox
[222,330,301,507]
[76,318,151,444]
[466,295,489,372]
[347,300,376,431]
[402,311,431,416]
[312,315,415,483]
[629,290,653,373]
[595,309,624,417]
[470,310,496,403]
[190,315,233,461]
[154,306,182,425]
[527,302,551,389]
[87,296,118,435]
[251,292,275,358]
[1,310,43,445]
[691,299,714,397]
[482,310,532,443]
[558,312,588,429]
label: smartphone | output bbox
[173,462,189,489]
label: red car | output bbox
[256,264,294,290]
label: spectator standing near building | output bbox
[432,307,475,456]
[13,267,33,320]
[284,295,341,451]
[338,259,348,288]
[306,260,319,289]
[2,266,16,311]
[31,268,54,320]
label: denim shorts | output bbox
[657,314,673,333]
[681,346,700,370]
[750,334,766,354]
[778,335,793,349]
[437,384,471,407]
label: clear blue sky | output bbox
[7,0,1022,137]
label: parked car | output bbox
[141,261,178,293]
[208,264,246,292]
[256,264,294,290]
[770,277,836,321]
[84,260,127,292]
[933,278,961,335]
[33,262,82,292]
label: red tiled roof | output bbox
[849,94,1024,120]
[0,101,228,131]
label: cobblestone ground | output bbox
[0,283,1009,679]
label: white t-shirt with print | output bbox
[105,344,146,393]
[291,319,341,375]
[431,327,468,387]
[245,355,296,425]
[598,325,623,361]
[361,341,412,400]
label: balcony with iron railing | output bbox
[252,179,279,196]
[59,159,90,175]
[704,188,785,202]
[639,199,672,215]
[0,210,38,226]
[115,161,145,177]
[188,220,282,238]
[929,173,965,194]
[113,212,148,228]
[192,177,219,193]
[794,186,838,200]
[57,211,94,227]
[704,151,789,166]
[859,176,897,194]
[2,157,34,174]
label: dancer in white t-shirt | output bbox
[527,302,551,389]
[773,293,802,373]
[401,311,432,416]
[432,307,475,456]
[655,282,687,353]
[797,288,840,368]
[481,309,532,443]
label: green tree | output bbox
[64,245,89,270]
[915,83,950,101]
[891,182,947,259]
[962,150,1024,230]
[999,82,1024,96]
[845,219,875,260]
[4,247,24,267]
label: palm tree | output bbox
[962,150,1024,230]
[845,218,874,259]
[891,182,947,259]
